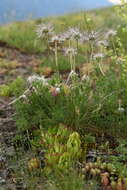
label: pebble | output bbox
[0,177,6,185]
[6,146,15,157]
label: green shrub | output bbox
[14,66,127,139]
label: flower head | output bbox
[93,53,105,59]
[63,47,77,56]
[81,74,90,81]
[116,57,124,64]
[49,35,65,48]
[96,40,109,47]
[36,23,54,38]
[80,30,104,43]
[88,31,99,41]
[62,27,82,41]
[68,27,82,40]
[22,94,27,99]
[79,33,89,43]
[50,87,60,96]
[105,30,117,39]
[50,35,64,43]
[27,75,47,86]
[118,107,125,113]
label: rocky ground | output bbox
[0,45,42,190]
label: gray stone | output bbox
[6,146,15,157]
[0,177,6,185]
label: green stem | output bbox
[70,53,73,71]
[55,41,59,76]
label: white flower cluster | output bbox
[105,29,117,39]
[27,75,48,86]
[60,27,82,41]
[49,35,65,45]
[36,23,54,38]
[93,53,105,59]
[64,47,77,56]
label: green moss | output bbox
[0,77,25,97]
[9,77,26,97]
[0,84,11,97]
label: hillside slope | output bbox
[0,0,111,24]
[0,7,120,53]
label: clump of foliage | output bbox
[30,124,82,174]
[0,77,25,97]
[14,67,127,138]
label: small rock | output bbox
[0,177,6,185]
[6,146,15,157]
